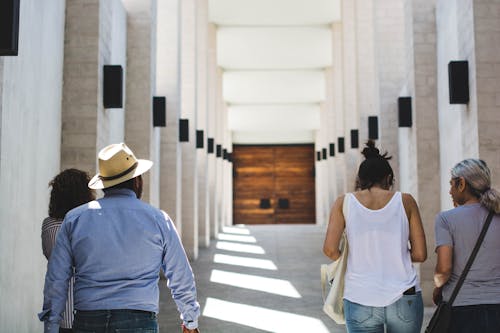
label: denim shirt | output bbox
[39,189,200,333]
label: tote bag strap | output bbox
[448,211,495,305]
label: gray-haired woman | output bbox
[433,158,500,333]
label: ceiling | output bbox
[208,0,341,144]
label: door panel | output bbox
[233,145,316,224]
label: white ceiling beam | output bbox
[209,0,341,26]
[217,27,332,70]
[223,70,325,104]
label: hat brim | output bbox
[88,159,153,190]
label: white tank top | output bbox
[343,192,419,307]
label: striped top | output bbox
[42,217,74,329]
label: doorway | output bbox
[233,145,316,224]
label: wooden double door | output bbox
[233,145,316,224]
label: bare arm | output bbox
[402,193,427,262]
[323,195,346,261]
[434,245,453,287]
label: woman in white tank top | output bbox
[323,140,427,333]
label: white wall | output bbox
[0,1,66,331]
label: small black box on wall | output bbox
[322,148,327,160]
[368,116,379,139]
[398,97,412,127]
[448,61,469,104]
[350,130,359,149]
[196,130,204,149]
[179,119,189,142]
[153,97,166,127]
[329,143,335,157]
[216,144,222,157]
[0,0,20,56]
[103,65,123,108]
[207,138,214,153]
[338,137,345,153]
[316,151,321,161]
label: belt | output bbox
[403,286,416,295]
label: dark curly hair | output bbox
[356,140,394,190]
[48,169,95,219]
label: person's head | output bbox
[88,143,152,199]
[356,140,394,190]
[49,169,95,219]
[450,158,500,213]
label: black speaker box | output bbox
[338,137,345,153]
[152,97,166,127]
[207,138,214,154]
[0,0,20,56]
[368,116,379,139]
[103,65,123,108]
[196,130,204,148]
[223,149,228,160]
[179,119,189,142]
[350,130,359,149]
[322,148,327,160]
[448,61,469,104]
[216,144,222,158]
[316,151,321,161]
[329,143,335,157]
[227,153,233,163]
[398,97,412,127]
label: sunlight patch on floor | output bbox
[203,298,330,333]
[210,270,301,298]
[213,254,277,270]
[216,241,265,254]
[217,233,257,243]
[222,226,251,235]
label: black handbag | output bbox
[425,211,494,333]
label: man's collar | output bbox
[103,188,137,198]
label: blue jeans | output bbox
[73,309,158,333]
[344,292,423,333]
[449,304,500,333]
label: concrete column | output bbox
[157,0,182,228]
[325,67,337,207]
[196,0,210,247]
[180,0,199,259]
[61,0,127,172]
[402,0,440,305]
[207,23,218,237]
[315,101,329,226]
[0,1,65,330]
[223,104,233,226]
[214,68,225,230]
[341,0,360,191]
[123,0,159,205]
[374,0,406,182]
[473,0,500,188]
[332,22,346,196]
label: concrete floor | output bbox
[158,224,434,333]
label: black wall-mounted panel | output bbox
[322,148,327,160]
[338,137,345,153]
[0,0,20,56]
[316,151,321,161]
[216,144,222,158]
[196,130,204,148]
[179,119,189,142]
[278,198,289,209]
[350,130,359,148]
[448,60,469,104]
[227,153,233,163]
[260,198,271,209]
[103,65,123,108]
[329,143,335,157]
[368,116,379,139]
[398,97,412,127]
[152,96,166,127]
[223,149,228,160]
[207,138,214,153]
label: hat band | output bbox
[99,162,138,181]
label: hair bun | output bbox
[362,140,380,159]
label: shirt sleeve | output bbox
[160,211,200,329]
[435,213,453,249]
[39,218,74,333]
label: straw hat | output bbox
[88,143,153,190]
